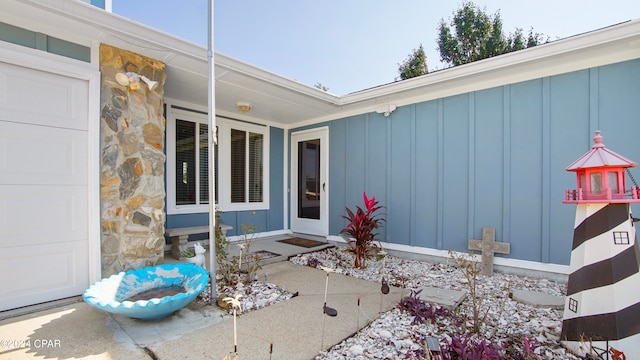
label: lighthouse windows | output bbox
[608,172,620,193]
[613,231,630,245]
[568,298,578,313]
[590,172,603,194]
[577,170,625,199]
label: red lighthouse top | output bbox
[564,131,640,204]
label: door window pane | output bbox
[298,139,320,219]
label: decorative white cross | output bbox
[468,227,510,276]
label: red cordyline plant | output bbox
[340,192,385,268]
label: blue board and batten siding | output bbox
[326,59,640,266]
[165,126,285,237]
[165,59,640,266]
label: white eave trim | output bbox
[18,0,206,59]
[278,19,640,127]
[19,0,341,106]
[12,0,640,127]
[340,19,640,107]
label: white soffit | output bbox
[4,0,640,128]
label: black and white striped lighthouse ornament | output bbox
[562,131,640,356]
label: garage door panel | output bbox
[0,185,88,247]
[0,62,88,130]
[0,58,91,311]
[0,240,89,311]
[0,121,88,185]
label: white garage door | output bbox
[0,60,90,311]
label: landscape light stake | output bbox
[319,266,337,317]
[319,265,337,351]
[237,243,245,274]
[377,250,389,313]
[320,323,324,351]
[223,294,243,356]
[357,297,361,330]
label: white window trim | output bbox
[166,106,210,215]
[218,118,270,212]
[166,103,270,214]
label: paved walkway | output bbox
[0,236,563,359]
[0,261,402,360]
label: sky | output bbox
[112,1,639,96]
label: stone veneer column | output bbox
[99,44,167,277]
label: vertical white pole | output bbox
[207,0,217,305]
[233,308,238,352]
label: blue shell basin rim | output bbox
[83,263,209,320]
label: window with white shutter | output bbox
[166,103,269,214]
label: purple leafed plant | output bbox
[504,336,541,360]
[340,192,385,268]
[398,289,450,325]
[439,336,545,360]
[442,336,505,360]
[399,291,545,360]
[306,257,323,268]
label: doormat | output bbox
[277,238,327,248]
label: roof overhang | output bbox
[3,0,640,129]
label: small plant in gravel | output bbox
[306,257,323,268]
[398,289,451,325]
[237,222,262,282]
[442,336,505,359]
[340,192,385,268]
[406,332,546,360]
[215,215,264,285]
[214,213,240,285]
[448,249,490,334]
[505,336,540,360]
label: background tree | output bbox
[397,44,429,80]
[314,82,329,92]
[437,1,547,67]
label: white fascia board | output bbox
[287,20,640,128]
[11,1,640,128]
[1,1,95,49]
[18,0,206,59]
[340,19,640,107]
[17,0,341,106]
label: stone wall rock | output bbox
[99,44,166,277]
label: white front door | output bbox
[0,57,93,311]
[290,127,329,236]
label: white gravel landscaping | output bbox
[290,247,580,360]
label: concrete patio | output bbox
[0,236,565,359]
[0,237,403,359]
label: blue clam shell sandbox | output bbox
[83,263,209,320]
